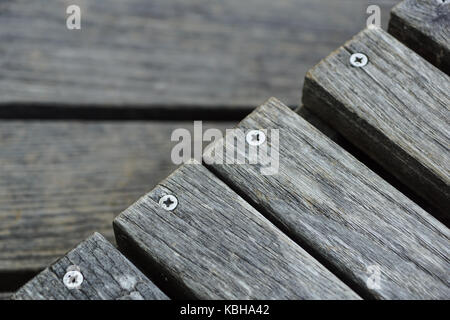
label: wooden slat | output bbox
[302,26,450,225]
[13,233,169,300]
[0,120,232,287]
[204,98,450,299]
[113,161,359,300]
[0,0,397,113]
[297,106,440,217]
[389,0,450,74]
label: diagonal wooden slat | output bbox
[302,26,450,225]
[13,233,169,300]
[113,161,359,300]
[204,97,450,299]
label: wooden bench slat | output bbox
[0,120,231,287]
[113,162,359,300]
[12,233,169,300]
[0,0,397,113]
[205,98,450,299]
[302,26,450,225]
[389,0,450,74]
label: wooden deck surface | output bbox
[0,0,400,292]
[0,0,397,115]
[3,0,449,300]
[0,120,232,290]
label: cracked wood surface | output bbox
[13,233,169,300]
[205,98,450,299]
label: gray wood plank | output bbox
[302,26,450,225]
[13,233,169,300]
[0,0,397,113]
[113,161,360,300]
[0,120,233,288]
[389,0,450,74]
[297,106,441,218]
[204,98,450,299]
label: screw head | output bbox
[350,53,368,67]
[246,130,266,146]
[63,267,83,289]
[159,194,178,211]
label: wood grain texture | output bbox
[297,106,442,220]
[114,161,360,300]
[13,233,169,300]
[0,120,232,284]
[205,98,450,299]
[302,26,450,225]
[0,0,397,113]
[389,0,450,74]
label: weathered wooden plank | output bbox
[389,0,450,74]
[204,98,450,299]
[0,120,232,288]
[113,161,360,300]
[302,26,450,225]
[13,233,169,300]
[297,105,440,218]
[0,0,397,113]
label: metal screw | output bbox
[350,53,368,67]
[63,266,83,289]
[246,130,266,146]
[159,194,178,211]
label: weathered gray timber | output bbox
[297,105,440,218]
[0,0,396,114]
[114,162,360,300]
[13,233,168,300]
[302,26,450,225]
[205,98,450,299]
[0,120,232,288]
[389,0,450,74]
